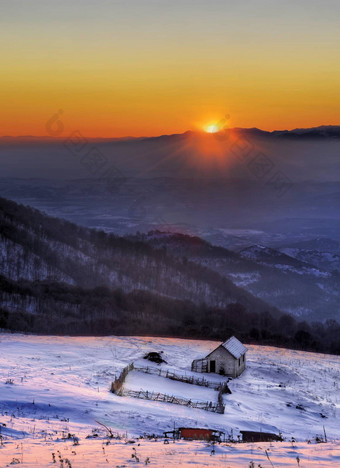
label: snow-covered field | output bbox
[0,333,339,467]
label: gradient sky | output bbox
[1,0,340,137]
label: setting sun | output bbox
[205,123,220,133]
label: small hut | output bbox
[191,336,247,378]
[164,427,224,442]
[240,430,283,443]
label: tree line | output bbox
[0,276,339,355]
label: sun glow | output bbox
[205,123,220,133]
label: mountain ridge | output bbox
[0,196,277,315]
[1,125,340,142]
[0,197,339,353]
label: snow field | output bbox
[0,333,339,466]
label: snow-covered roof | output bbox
[221,336,247,359]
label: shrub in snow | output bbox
[143,352,166,364]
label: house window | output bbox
[243,354,245,362]
[238,358,240,366]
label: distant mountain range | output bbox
[1,194,337,325]
[270,125,340,138]
[0,124,339,334]
[0,196,278,322]
[225,125,340,139]
[0,125,340,188]
[0,196,339,354]
[2,125,340,141]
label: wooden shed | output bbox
[164,427,224,442]
[240,430,283,443]
[191,336,247,378]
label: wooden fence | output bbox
[121,388,225,414]
[110,363,228,414]
[110,363,134,395]
[134,366,230,392]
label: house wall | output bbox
[180,428,213,441]
[241,431,282,442]
[207,346,246,377]
[237,352,246,377]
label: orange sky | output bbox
[1,1,340,137]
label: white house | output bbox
[191,336,247,378]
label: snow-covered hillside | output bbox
[0,334,339,467]
[280,247,340,273]
[141,233,340,322]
